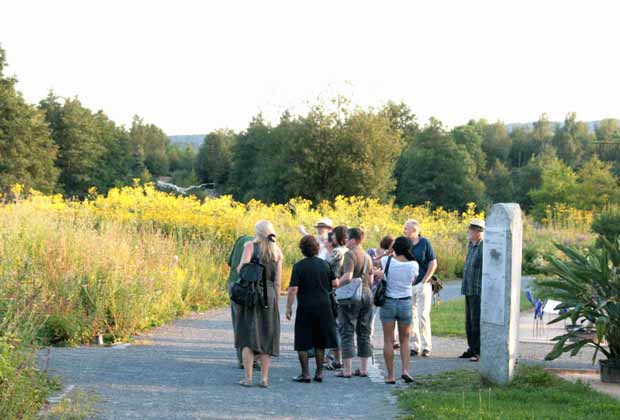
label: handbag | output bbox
[317,269,339,319]
[373,256,392,307]
[335,254,370,302]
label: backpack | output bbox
[230,243,268,308]
[373,256,392,307]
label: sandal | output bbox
[336,371,352,378]
[313,375,323,383]
[292,375,311,383]
[259,380,269,388]
[354,369,368,377]
[401,374,414,383]
[385,380,396,385]
[238,379,252,387]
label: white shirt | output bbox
[380,256,419,299]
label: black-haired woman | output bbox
[286,235,339,383]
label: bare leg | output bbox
[343,358,353,376]
[242,347,254,382]
[398,322,412,376]
[359,357,369,375]
[259,354,270,384]
[315,348,325,378]
[333,349,342,365]
[382,321,396,382]
[298,351,310,378]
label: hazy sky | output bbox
[2,0,619,134]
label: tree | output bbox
[396,119,487,210]
[129,116,170,178]
[481,121,512,164]
[529,156,578,218]
[39,94,108,197]
[595,118,620,164]
[484,160,514,204]
[552,112,594,166]
[574,156,619,209]
[195,129,235,187]
[509,114,554,167]
[451,121,486,176]
[0,46,59,194]
[512,145,559,209]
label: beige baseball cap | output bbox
[315,218,334,229]
[469,219,485,231]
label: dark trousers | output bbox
[465,295,481,356]
[231,303,242,364]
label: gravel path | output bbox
[39,276,603,419]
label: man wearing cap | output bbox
[299,218,333,260]
[460,219,485,362]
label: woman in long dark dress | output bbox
[286,235,339,383]
[235,220,282,388]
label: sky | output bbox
[2,0,619,135]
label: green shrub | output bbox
[592,206,620,246]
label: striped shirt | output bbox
[461,240,484,296]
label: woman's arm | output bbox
[236,241,254,274]
[275,257,283,295]
[335,270,353,288]
[286,286,298,320]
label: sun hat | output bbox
[315,218,334,229]
[469,219,485,231]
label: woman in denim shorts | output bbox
[378,236,419,384]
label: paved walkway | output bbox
[40,281,613,419]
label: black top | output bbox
[290,256,336,308]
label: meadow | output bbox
[0,183,594,418]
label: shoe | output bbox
[393,342,400,350]
[259,380,269,388]
[336,371,352,378]
[331,361,343,370]
[385,380,396,385]
[292,375,311,383]
[353,369,368,377]
[238,379,252,387]
[410,349,419,357]
[469,355,480,362]
[421,350,431,357]
[459,350,474,359]
[401,374,414,383]
[313,375,323,383]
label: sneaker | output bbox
[469,355,480,362]
[410,349,419,357]
[421,350,431,357]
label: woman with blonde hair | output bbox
[235,220,283,388]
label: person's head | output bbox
[467,219,485,243]
[392,236,415,260]
[346,227,365,249]
[403,219,421,239]
[326,231,336,252]
[299,235,320,258]
[255,220,282,261]
[332,225,347,247]
[377,235,395,258]
[315,218,333,239]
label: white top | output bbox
[380,256,419,299]
[317,236,329,260]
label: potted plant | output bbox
[539,236,620,383]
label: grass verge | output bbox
[398,366,620,419]
[432,292,532,338]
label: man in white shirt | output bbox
[298,218,333,260]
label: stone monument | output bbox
[480,203,523,384]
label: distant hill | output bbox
[169,121,607,146]
[168,134,205,149]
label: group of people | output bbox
[226,217,485,387]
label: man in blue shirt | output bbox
[404,219,438,357]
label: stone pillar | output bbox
[480,203,523,384]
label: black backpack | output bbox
[373,256,392,307]
[231,243,268,308]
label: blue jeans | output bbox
[380,297,413,325]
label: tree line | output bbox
[2,45,620,216]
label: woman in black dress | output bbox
[286,235,339,383]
